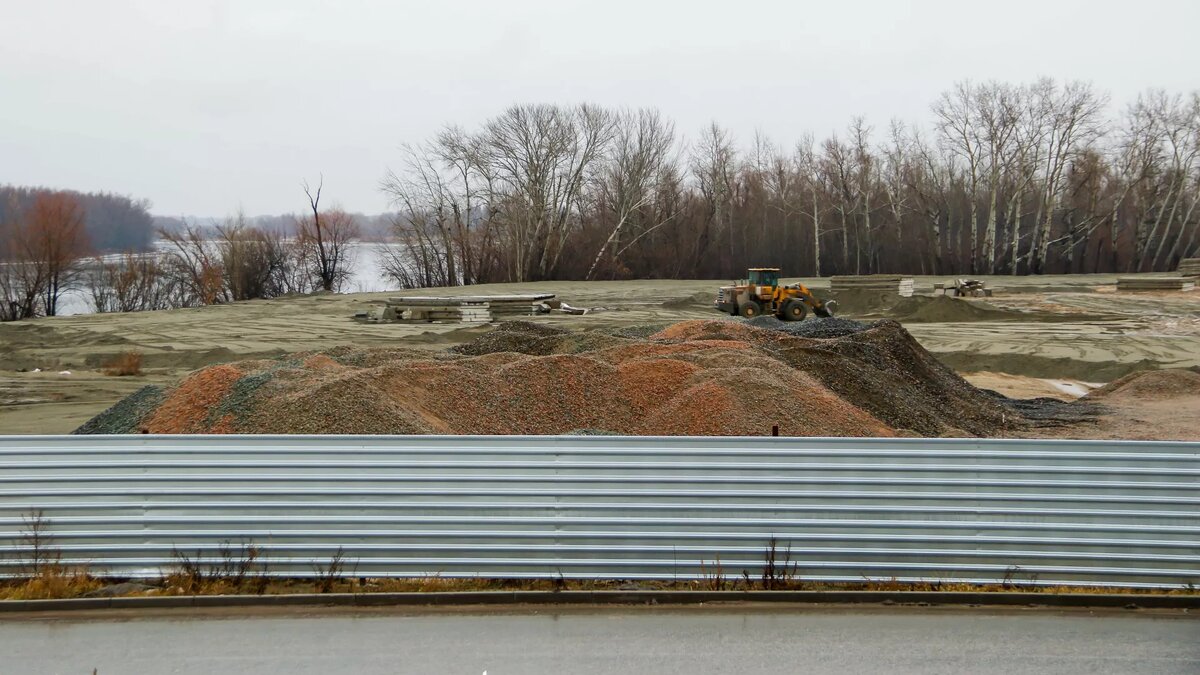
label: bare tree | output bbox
[585,108,678,280]
[934,81,984,273]
[380,145,459,288]
[298,177,359,292]
[160,222,226,306]
[1029,80,1107,273]
[477,104,617,281]
[690,122,738,275]
[0,191,90,319]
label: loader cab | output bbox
[747,268,780,288]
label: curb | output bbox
[1,590,1197,614]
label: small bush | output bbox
[0,509,102,600]
[102,350,143,376]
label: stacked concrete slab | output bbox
[372,294,557,324]
[1116,277,1196,292]
[1177,258,1200,276]
[831,275,915,297]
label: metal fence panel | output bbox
[0,435,1197,588]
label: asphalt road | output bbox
[2,606,1198,675]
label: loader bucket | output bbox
[815,300,837,318]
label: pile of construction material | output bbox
[831,275,915,297]
[1116,277,1196,292]
[1178,258,1200,276]
[380,298,492,323]
[363,294,556,324]
[78,319,1044,438]
[934,279,992,298]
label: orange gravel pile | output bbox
[142,364,244,434]
[79,319,1036,437]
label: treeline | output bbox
[380,80,1200,287]
[1,182,360,320]
[86,183,360,315]
[153,212,392,241]
[0,185,154,253]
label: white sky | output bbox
[2,0,1197,216]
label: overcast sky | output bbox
[2,0,1198,217]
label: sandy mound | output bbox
[1085,369,1200,401]
[829,291,1027,323]
[890,296,1018,323]
[76,319,1058,438]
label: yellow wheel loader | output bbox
[714,268,836,321]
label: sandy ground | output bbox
[1016,394,1200,441]
[1,274,1197,435]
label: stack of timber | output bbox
[1178,258,1200,276]
[1116,276,1196,292]
[831,275,915,297]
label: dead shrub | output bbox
[102,350,143,376]
[0,509,102,600]
[164,540,265,595]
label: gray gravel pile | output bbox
[451,321,571,356]
[770,320,1014,436]
[73,385,166,434]
[607,323,673,339]
[453,321,629,356]
[984,391,1106,425]
[744,315,869,338]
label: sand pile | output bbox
[830,292,1033,323]
[76,320,1051,438]
[1085,369,1200,401]
[890,296,1018,323]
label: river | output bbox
[57,241,401,316]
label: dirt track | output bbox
[1,274,1198,435]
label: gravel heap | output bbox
[72,385,166,435]
[452,321,630,356]
[657,319,1015,436]
[77,319,1067,438]
[605,323,674,339]
[1085,368,1200,401]
[743,315,869,338]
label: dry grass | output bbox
[1,526,1195,601]
[1,574,1196,601]
[0,567,102,600]
[101,350,143,376]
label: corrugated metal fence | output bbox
[1,435,1197,588]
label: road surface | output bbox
[2,605,1198,674]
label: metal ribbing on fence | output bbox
[0,435,1197,588]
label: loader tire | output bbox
[779,299,808,321]
[738,300,762,318]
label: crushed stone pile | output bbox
[450,321,632,356]
[743,315,869,338]
[77,319,1073,438]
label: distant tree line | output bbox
[380,80,1200,287]
[87,183,360,316]
[0,185,154,253]
[1,181,360,320]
